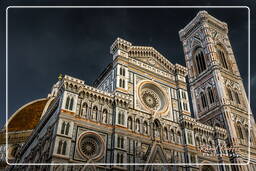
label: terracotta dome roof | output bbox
[6,98,53,132]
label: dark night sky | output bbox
[0,3,255,128]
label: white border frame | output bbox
[5,6,251,167]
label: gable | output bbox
[134,56,171,73]
[144,144,172,171]
[148,144,168,163]
[128,46,174,73]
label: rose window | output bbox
[78,132,105,160]
[138,81,169,113]
[141,89,160,109]
[80,137,98,157]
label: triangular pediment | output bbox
[110,38,174,73]
[135,56,171,73]
[129,46,174,73]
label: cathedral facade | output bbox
[2,11,256,171]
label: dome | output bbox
[6,98,54,132]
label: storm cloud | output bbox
[1,7,255,127]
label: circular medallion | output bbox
[148,58,156,65]
[78,132,105,160]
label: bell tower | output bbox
[179,11,255,164]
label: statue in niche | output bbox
[153,120,161,139]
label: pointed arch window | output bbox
[234,91,241,104]
[57,140,67,155]
[236,124,244,139]
[120,153,124,164]
[65,123,70,135]
[118,112,125,125]
[182,91,187,99]
[120,67,123,75]
[121,112,125,125]
[60,121,70,136]
[116,153,120,163]
[179,101,183,111]
[217,49,228,70]
[207,87,215,104]
[65,97,70,109]
[61,122,66,134]
[65,96,74,111]
[119,67,126,76]
[227,88,233,101]
[194,49,207,74]
[117,153,124,164]
[123,79,125,89]
[123,68,126,76]
[183,102,188,111]
[117,136,124,149]
[119,78,125,88]
[119,78,122,88]
[57,140,62,154]
[118,112,121,124]
[69,97,74,110]
[200,92,208,108]
[62,141,67,155]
